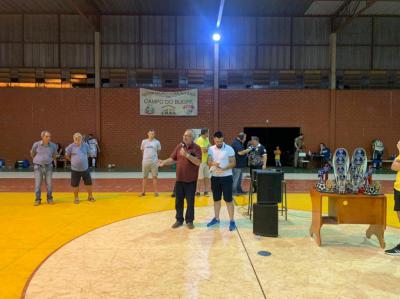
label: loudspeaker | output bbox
[255,169,284,203]
[253,203,278,237]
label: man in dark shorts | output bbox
[158,129,201,229]
[385,140,400,256]
[65,132,95,204]
[207,131,237,231]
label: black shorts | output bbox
[71,169,92,187]
[394,189,400,211]
[211,175,233,202]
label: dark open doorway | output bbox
[244,127,301,166]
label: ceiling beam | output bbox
[332,0,378,33]
[332,0,353,17]
[86,0,101,15]
[64,0,99,31]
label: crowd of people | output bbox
[30,129,400,254]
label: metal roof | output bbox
[0,0,399,16]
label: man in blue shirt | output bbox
[31,130,57,206]
[65,132,95,204]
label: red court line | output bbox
[0,178,394,193]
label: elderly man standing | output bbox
[65,133,95,204]
[31,130,57,206]
[140,129,161,197]
[158,129,201,229]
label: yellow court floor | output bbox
[1,192,399,299]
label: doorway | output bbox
[244,127,301,166]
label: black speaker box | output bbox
[255,169,284,203]
[253,203,278,237]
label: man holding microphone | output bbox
[158,129,202,229]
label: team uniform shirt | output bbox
[208,143,235,177]
[248,144,267,167]
[31,141,57,165]
[65,143,92,171]
[141,139,161,164]
[195,136,210,163]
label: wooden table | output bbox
[310,188,387,248]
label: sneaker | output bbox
[229,220,237,231]
[88,196,95,202]
[195,192,201,196]
[34,200,41,206]
[139,192,146,197]
[171,193,175,198]
[207,217,220,227]
[154,192,159,197]
[204,191,210,197]
[186,222,195,229]
[171,221,183,229]
[47,199,54,205]
[385,244,400,256]
[74,198,80,204]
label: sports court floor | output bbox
[1,170,399,299]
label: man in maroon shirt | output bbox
[158,129,202,229]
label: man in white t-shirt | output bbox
[140,129,161,197]
[207,131,237,231]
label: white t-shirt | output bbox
[141,139,161,164]
[208,143,235,177]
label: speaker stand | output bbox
[248,179,287,221]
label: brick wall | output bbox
[335,90,400,157]
[219,89,332,151]
[0,88,399,167]
[0,88,96,166]
[100,88,214,167]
